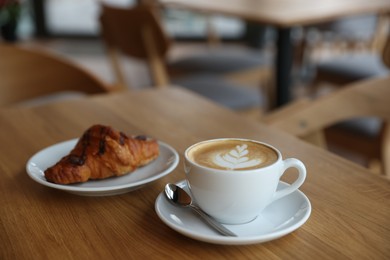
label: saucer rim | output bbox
[155,180,311,245]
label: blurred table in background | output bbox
[159,0,390,107]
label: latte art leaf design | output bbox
[213,144,262,169]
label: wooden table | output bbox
[1,88,389,258]
[159,0,390,107]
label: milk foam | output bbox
[187,139,278,170]
[213,144,262,169]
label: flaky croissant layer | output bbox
[44,125,159,184]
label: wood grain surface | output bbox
[0,87,389,259]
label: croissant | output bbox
[44,124,159,184]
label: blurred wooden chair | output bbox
[151,4,273,89]
[263,76,390,178]
[305,14,382,56]
[0,44,109,108]
[311,14,390,88]
[99,4,269,114]
[283,20,390,177]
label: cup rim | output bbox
[184,138,282,172]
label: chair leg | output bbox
[142,25,170,87]
[107,48,128,90]
[381,123,390,179]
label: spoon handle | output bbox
[190,205,237,237]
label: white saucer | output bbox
[26,139,179,196]
[155,180,311,245]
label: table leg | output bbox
[275,27,293,107]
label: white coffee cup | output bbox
[184,138,306,224]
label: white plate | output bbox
[26,139,179,196]
[155,180,311,245]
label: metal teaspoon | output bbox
[164,183,237,237]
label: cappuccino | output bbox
[187,139,278,170]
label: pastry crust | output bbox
[44,125,159,184]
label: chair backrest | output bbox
[99,4,171,89]
[264,76,390,177]
[0,44,108,107]
[265,76,390,135]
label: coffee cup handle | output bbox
[272,158,306,202]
